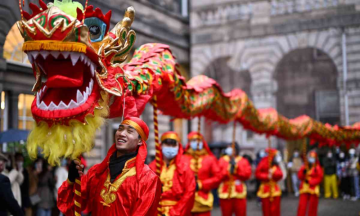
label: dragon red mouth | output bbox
[28,50,101,122]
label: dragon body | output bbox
[17,1,359,164]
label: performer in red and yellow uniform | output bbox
[149,131,196,216]
[256,149,283,216]
[297,151,323,216]
[183,132,222,216]
[218,144,252,216]
[57,117,162,216]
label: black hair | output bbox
[15,152,24,160]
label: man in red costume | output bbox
[297,151,323,216]
[149,131,196,216]
[218,144,252,216]
[57,117,162,216]
[256,148,283,216]
[183,131,222,216]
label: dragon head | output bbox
[17,0,136,164]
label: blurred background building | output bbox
[1,0,360,165]
[191,0,360,153]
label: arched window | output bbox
[3,23,30,65]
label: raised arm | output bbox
[57,162,96,216]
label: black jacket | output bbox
[0,173,24,216]
[323,157,337,175]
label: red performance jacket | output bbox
[218,155,252,199]
[149,155,195,216]
[298,164,323,197]
[57,145,162,216]
[255,157,283,198]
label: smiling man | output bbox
[57,117,161,216]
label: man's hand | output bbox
[68,160,84,183]
[268,169,273,180]
[230,158,236,174]
[74,160,85,177]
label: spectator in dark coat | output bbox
[0,152,23,216]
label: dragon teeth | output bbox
[28,54,34,64]
[39,101,48,110]
[58,101,68,109]
[40,51,49,59]
[90,63,95,76]
[76,90,84,104]
[51,51,60,59]
[37,78,94,111]
[68,100,77,109]
[62,51,70,59]
[48,102,57,111]
[70,52,81,66]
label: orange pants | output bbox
[261,197,281,216]
[191,212,210,216]
[220,198,247,216]
[297,193,319,216]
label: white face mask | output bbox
[259,151,266,158]
[225,147,233,156]
[162,146,179,159]
[190,141,203,151]
[339,152,345,159]
[327,153,333,158]
[349,149,355,157]
[275,155,282,163]
[293,152,299,158]
[308,157,316,164]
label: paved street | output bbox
[211,196,360,216]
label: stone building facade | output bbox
[190,0,360,152]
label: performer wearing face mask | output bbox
[149,131,196,216]
[255,149,283,216]
[183,132,222,216]
[218,144,252,216]
[297,151,323,216]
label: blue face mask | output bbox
[190,141,203,151]
[225,147,233,156]
[162,146,179,159]
[259,151,266,158]
[308,157,316,164]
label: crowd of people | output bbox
[0,117,359,216]
[0,152,75,216]
[286,147,360,201]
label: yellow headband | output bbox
[188,134,202,140]
[121,120,148,141]
[161,133,180,143]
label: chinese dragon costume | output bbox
[16,0,360,165]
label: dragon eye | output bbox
[84,17,107,42]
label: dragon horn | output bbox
[123,6,135,27]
